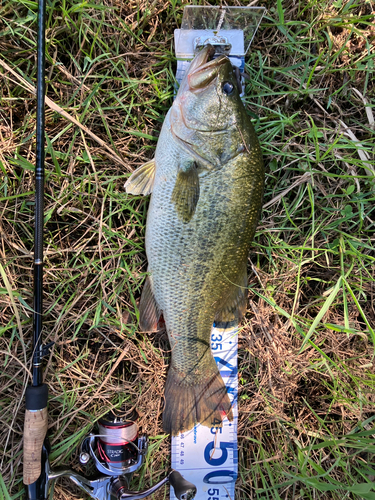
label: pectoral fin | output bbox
[125,159,156,195]
[171,161,199,223]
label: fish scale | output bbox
[125,45,264,435]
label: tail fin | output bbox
[163,366,233,435]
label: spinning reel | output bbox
[29,411,196,500]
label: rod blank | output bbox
[23,0,49,492]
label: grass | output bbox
[0,0,375,498]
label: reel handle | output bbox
[169,470,197,500]
[112,470,196,500]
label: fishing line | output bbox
[216,8,226,36]
[98,420,138,445]
[96,417,139,468]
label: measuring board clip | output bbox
[174,5,266,96]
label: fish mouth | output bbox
[188,44,227,90]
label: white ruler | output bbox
[171,322,238,500]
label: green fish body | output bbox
[125,45,264,435]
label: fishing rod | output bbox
[23,0,50,495]
[22,1,196,499]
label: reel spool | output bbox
[97,411,138,473]
[79,409,146,479]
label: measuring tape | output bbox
[171,322,238,500]
[171,9,265,497]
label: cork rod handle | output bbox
[23,407,48,485]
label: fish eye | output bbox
[222,82,234,95]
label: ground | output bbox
[0,0,374,499]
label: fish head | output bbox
[172,44,248,167]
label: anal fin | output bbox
[215,266,248,323]
[138,275,161,332]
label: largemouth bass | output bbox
[125,45,264,435]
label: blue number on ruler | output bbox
[211,332,223,350]
[207,487,219,500]
[210,426,223,435]
[204,441,234,466]
[203,470,237,484]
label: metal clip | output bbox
[194,36,232,55]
